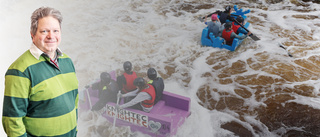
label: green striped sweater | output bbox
[2,50,79,137]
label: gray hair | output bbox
[30,7,63,36]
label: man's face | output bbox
[31,16,61,56]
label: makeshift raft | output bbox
[79,71,191,137]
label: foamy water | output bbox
[1,0,320,136]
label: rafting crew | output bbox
[201,5,252,46]
[85,63,165,113]
[86,72,119,111]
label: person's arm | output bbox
[218,22,224,37]
[90,82,100,90]
[231,32,247,40]
[122,88,139,98]
[204,16,208,25]
[120,92,151,109]
[227,15,235,22]
[3,70,29,137]
[237,27,248,35]
[223,14,235,24]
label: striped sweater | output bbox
[2,48,79,137]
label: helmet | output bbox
[225,6,231,12]
[123,61,132,73]
[147,68,157,80]
[224,22,232,29]
[236,16,244,23]
[133,77,145,88]
[211,14,218,21]
[100,72,111,84]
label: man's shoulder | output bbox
[59,53,71,59]
[153,77,164,83]
[8,50,41,71]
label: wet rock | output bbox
[218,60,248,78]
[265,0,283,4]
[216,96,244,110]
[234,87,252,98]
[221,121,253,137]
[302,0,320,3]
[257,95,320,136]
[197,86,218,110]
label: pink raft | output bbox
[79,71,191,137]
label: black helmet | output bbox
[100,72,111,84]
[147,68,157,80]
[224,22,232,29]
[236,16,244,23]
[133,77,145,88]
[225,6,231,12]
[123,61,132,73]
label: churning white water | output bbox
[1,0,320,136]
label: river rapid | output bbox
[0,0,320,137]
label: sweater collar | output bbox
[29,43,63,60]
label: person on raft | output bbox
[86,72,119,111]
[204,14,224,37]
[218,5,235,24]
[147,68,164,105]
[117,77,156,113]
[117,61,138,102]
[222,22,251,46]
[232,16,248,35]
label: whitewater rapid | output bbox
[1,0,320,137]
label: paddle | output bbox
[113,91,121,130]
[198,10,221,22]
[279,43,293,57]
[85,88,93,110]
[232,18,260,41]
[198,11,241,22]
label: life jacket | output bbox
[148,77,164,104]
[232,22,241,34]
[140,84,156,108]
[219,12,229,24]
[222,29,234,45]
[122,71,137,93]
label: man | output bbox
[117,61,137,93]
[147,68,164,104]
[232,16,248,35]
[218,6,234,24]
[88,72,119,111]
[222,22,251,45]
[118,77,156,113]
[204,14,224,37]
[2,7,78,137]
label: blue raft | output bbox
[200,5,251,51]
